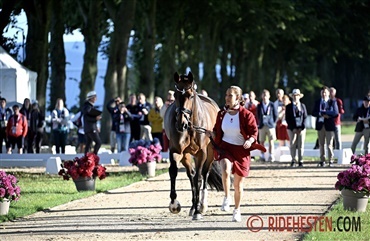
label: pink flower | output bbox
[128,139,163,166]
[336,154,370,195]
[0,171,21,202]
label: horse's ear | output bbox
[188,72,193,82]
[174,72,180,83]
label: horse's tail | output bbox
[206,161,224,191]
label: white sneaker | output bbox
[232,209,241,222]
[221,197,230,211]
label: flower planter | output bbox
[138,161,156,177]
[341,189,369,212]
[73,177,96,191]
[0,199,10,215]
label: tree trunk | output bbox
[101,0,136,143]
[78,0,103,108]
[23,0,52,108]
[138,0,156,103]
[49,0,66,110]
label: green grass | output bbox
[303,124,354,143]
[0,169,168,223]
[303,198,370,240]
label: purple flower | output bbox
[128,139,163,166]
[0,171,21,202]
[335,154,370,195]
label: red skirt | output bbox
[276,120,289,141]
[218,141,251,177]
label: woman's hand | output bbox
[243,138,254,149]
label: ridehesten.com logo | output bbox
[246,215,361,233]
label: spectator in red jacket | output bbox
[6,105,28,154]
[330,87,345,149]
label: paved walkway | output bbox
[0,160,348,240]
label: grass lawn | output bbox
[0,169,168,223]
[303,198,370,240]
[304,123,355,143]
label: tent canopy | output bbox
[0,46,37,106]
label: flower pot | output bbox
[73,177,96,191]
[147,161,156,177]
[0,199,10,215]
[341,189,369,212]
[138,161,156,177]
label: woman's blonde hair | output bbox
[228,85,245,107]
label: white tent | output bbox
[0,46,37,105]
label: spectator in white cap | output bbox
[285,89,308,167]
[82,90,102,155]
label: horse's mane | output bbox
[191,92,219,130]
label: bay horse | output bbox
[164,72,223,220]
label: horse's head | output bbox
[174,71,196,132]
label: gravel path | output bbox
[0,160,348,241]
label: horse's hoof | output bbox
[188,208,195,216]
[169,200,181,214]
[200,204,208,214]
[192,213,203,220]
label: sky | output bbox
[3,10,84,43]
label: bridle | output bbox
[174,83,196,132]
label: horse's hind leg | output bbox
[200,149,213,214]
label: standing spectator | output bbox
[106,97,121,153]
[206,85,258,222]
[350,96,370,155]
[330,87,345,149]
[28,101,45,153]
[137,93,152,141]
[273,89,284,116]
[160,90,175,152]
[6,105,28,154]
[257,89,278,162]
[312,86,339,167]
[126,94,141,142]
[0,97,12,153]
[149,96,164,147]
[276,95,290,146]
[114,102,132,152]
[83,91,102,155]
[71,111,85,153]
[20,98,31,152]
[286,89,308,167]
[243,93,249,108]
[245,90,259,122]
[51,98,70,154]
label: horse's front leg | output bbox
[169,151,181,214]
[181,153,196,217]
[192,165,203,220]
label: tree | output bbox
[49,0,66,110]
[23,0,52,107]
[101,0,136,143]
[77,0,106,108]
